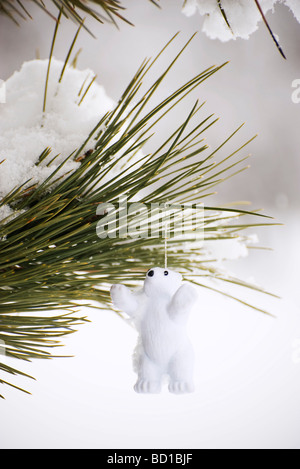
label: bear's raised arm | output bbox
[110,284,139,316]
[168,284,198,323]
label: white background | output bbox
[0,0,300,449]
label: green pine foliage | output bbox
[0,34,277,398]
[0,0,159,26]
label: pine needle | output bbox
[254,0,286,59]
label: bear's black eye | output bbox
[164,271,169,276]
[148,270,154,277]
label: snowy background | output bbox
[0,0,300,449]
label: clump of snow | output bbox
[285,0,300,22]
[182,0,300,42]
[205,231,259,261]
[182,0,199,16]
[0,205,14,223]
[180,211,259,269]
[0,205,21,226]
[204,237,249,261]
[202,215,259,264]
[0,205,25,234]
[0,58,115,221]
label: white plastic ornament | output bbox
[110,267,198,394]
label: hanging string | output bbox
[164,203,168,270]
[164,228,168,269]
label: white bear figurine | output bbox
[110,267,198,394]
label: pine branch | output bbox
[0,35,276,397]
[0,0,159,27]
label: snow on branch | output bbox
[182,0,300,42]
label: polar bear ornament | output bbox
[110,267,198,394]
